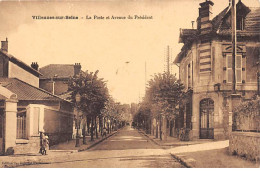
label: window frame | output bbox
[226,54,243,83]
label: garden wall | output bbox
[229,131,260,161]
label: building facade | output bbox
[174,0,260,140]
[0,38,74,155]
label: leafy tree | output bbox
[146,72,184,120]
[134,72,184,139]
[68,70,109,141]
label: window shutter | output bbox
[223,53,227,82]
[227,55,232,83]
[242,54,246,83]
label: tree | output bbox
[68,70,109,142]
[146,72,184,120]
[101,98,125,134]
[136,72,184,140]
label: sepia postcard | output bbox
[0,0,259,168]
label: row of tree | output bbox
[68,70,127,144]
[133,72,184,140]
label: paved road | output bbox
[21,126,184,168]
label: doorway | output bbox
[200,98,214,139]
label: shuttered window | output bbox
[226,55,243,83]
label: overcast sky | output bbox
[0,0,259,104]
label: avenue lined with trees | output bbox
[68,70,129,146]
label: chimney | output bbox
[1,38,8,53]
[197,0,214,34]
[31,62,39,70]
[74,63,81,76]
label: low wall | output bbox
[229,131,260,161]
[46,133,72,146]
[13,136,40,154]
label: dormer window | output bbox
[237,15,245,30]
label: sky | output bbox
[0,0,259,104]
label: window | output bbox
[226,55,242,83]
[17,110,26,139]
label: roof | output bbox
[0,77,69,101]
[175,1,260,64]
[0,50,42,77]
[216,6,260,36]
[39,64,84,79]
[179,29,197,43]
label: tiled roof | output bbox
[0,78,67,101]
[39,64,74,79]
[211,6,230,33]
[217,6,260,36]
[39,64,84,79]
[179,29,197,43]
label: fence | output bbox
[17,111,26,139]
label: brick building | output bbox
[174,0,260,140]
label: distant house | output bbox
[0,38,74,155]
[174,0,260,140]
[39,63,83,96]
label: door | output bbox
[0,108,4,155]
[200,99,214,139]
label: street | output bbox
[20,126,184,168]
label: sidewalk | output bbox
[139,130,214,148]
[140,130,259,168]
[0,131,118,168]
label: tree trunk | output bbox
[91,116,94,141]
[107,122,110,134]
[82,122,86,144]
[159,115,162,140]
[87,116,91,135]
[95,116,98,139]
[110,120,112,133]
[99,117,102,133]
[156,117,158,138]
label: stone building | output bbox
[0,38,74,155]
[174,0,260,140]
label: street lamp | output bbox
[75,92,81,147]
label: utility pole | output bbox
[145,61,147,91]
[231,0,237,94]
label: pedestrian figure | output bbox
[102,127,107,138]
[40,135,49,155]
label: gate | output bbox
[200,98,214,139]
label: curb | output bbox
[138,130,166,149]
[170,153,194,168]
[138,130,193,168]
